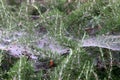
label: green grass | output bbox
[0,0,120,80]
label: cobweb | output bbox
[81,35,120,51]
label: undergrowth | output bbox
[0,0,120,80]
